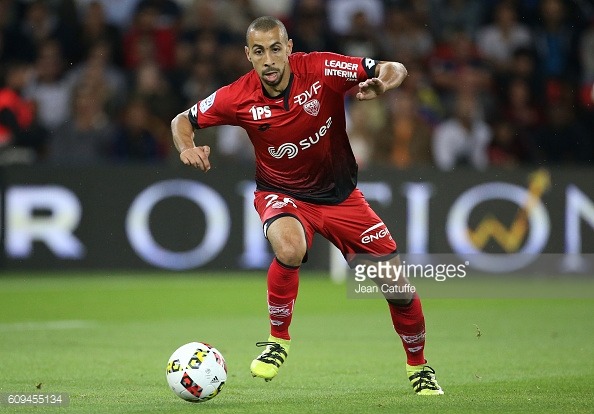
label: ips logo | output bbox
[448,169,551,272]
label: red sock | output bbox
[388,293,426,366]
[267,258,299,340]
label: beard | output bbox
[261,68,283,87]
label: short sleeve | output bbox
[187,86,236,129]
[314,52,378,93]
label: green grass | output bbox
[0,272,593,413]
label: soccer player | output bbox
[171,16,443,395]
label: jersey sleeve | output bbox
[187,85,237,129]
[313,51,378,94]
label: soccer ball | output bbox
[165,342,227,403]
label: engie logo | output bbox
[360,222,391,244]
[268,117,332,159]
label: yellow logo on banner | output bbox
[468,169,551,252]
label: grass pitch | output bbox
[0,272,592,413]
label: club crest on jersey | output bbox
[303,99,320,117]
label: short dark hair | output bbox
[246,16,288,45]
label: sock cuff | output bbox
[274,257,300,270]
[388,292,419,308]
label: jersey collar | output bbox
[262,72,294,111]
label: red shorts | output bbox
[254,188,397,265]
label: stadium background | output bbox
[1,2,593,413]
[0,0,592,272]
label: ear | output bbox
[245,46,251,62]
[287,39,293,55]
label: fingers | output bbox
[357,78,381,100]
[180,146,211,171]
[358,78,380,89]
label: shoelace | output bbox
[255,341,287,367]
[409,366,441,392]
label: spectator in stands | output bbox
[578,17,594,109]
[536,85,593,164]
[78,1,125,67]
[476,1,532,76]
[68,40,128,118]
[290,0,338,53]
[533,0,580,83]
[326,0,384,37]
[488,118,523,168]
[383,5,434,66]
[46,85,115,165]
[346,97,387,169]
[500,76,542,162]
[385,92,433,169]
[432,91,492,171]
[134,0,182,31]
[336,9,384,59]
[179,58,219,108]
[122,2,176,71]
[112,97,164,161]
[23,40,75,131]
[131,61,181,155]
[396,61,445,127]
[217,0,258,40]
[75,0,140,29]
[0,61,46,164]
[428,0,486,42]
[429,29,495,119]
[6,0,77,63]
[496,47,543,102]
[249,0,293,21]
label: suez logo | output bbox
[268,117,332,159]
[360,222,392,244]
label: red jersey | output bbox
[188,52,378,204]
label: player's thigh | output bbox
[322,189,397,259]
[253,190,314,264]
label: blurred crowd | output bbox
[0,0,593,170]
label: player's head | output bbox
[245,16,293,93]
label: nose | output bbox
[264,50,275,66]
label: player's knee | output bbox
[274,237,306,267]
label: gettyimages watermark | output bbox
[346,254,594,299]
[348,256,469,300]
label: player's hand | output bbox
[180,146,211,171]
[356,78,386,101]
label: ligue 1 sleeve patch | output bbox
[199,91,217,113]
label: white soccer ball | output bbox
[165,342,227,403]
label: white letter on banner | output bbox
[126,179,230,269]
[6,186,85,258]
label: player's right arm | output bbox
[171,108,211,172]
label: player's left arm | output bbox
[356,61,407,101]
